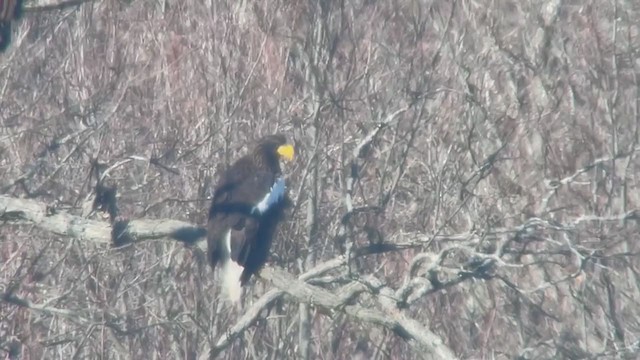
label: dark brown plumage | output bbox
[207,134,294,303]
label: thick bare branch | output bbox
[260,267,457,359]
[0,195,206,246]
[1,194,455,358]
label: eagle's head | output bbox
[253,134,295,172]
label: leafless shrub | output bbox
[1,0,640,359]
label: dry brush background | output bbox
[1,0,640,359]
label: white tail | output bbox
[222,259,243,303]
[221,230,243,304]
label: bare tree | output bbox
[2,0,640,359]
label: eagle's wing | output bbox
[223,171,283,259]
[207,165,284,267]
[207,166,288,302]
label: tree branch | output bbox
[0,195,206,247]
[0,194,455,358]
[259,267,458,359]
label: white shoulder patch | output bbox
[252,177,286,214]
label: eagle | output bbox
[0,0,23,53]
[207,134,294,303]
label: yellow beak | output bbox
[277,144,295,162]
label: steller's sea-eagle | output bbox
[207,134,294,303]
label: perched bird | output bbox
[0,0,23,53]
[207,134,294,303]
